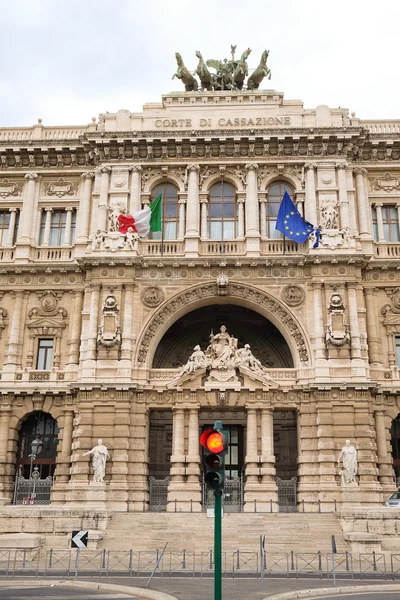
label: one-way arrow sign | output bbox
[71,530,88,549]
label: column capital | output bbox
[305,163,317,171]
[336,161,348,170]
[24,173,38,181]
[100,166,111,174]
[364,287,378,296]
[353,167,368,176]
[44,207,53,213]
[65,207,75,213]
[123,283,136,292]
[346,281,358,290]
[130,165,142,173]
[310,281,323,291]
[245,163,258,172]
[81,171,95,180]
[179,197,187,205]
[374,202,383,208]
[8,207,18,213]
[187,164,200,172]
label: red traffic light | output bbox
[200,429,226,454]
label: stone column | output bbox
[374,203,385,242]
[98,167,111,232]
[129,166,142,214]
[53,335,61,369]
[185,407,202,511]
[185,165,200,237]
[364,288,382,366]
[245,408,259,484]
[178,197,186,240]
[3,291,26,374]
[80,285,100,380]
[316,404,336,484]
[41,208,53,246]
[76,172,95,244]
[5,208,18,246]
[245,164,259,236]
[347,282,362,360]
[200,198,208,239]
[109,403,130,510]
[0,407,11,464]
[119,284,134,378]
[129,403,149,511]
[167,407,187,511]
[56,408,75,484]
[62,207,74,246]
[237,197,245,238]
[310,282,326,364]
[337,162,350,229]
[66,290,84,367]
[259,198,267,237]
[354,168,370,237]
[17,173,38,244]
[305,164,317,225]
[374,411,393,486]
[260,408,275,482]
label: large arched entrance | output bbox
[390,414,400,479]
[148,305,298,511]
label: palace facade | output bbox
[0,88,400,515]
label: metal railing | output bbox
[0,548,399,579]
[13,469,53,505]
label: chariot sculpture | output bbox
[172,47,272,92]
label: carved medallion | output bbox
[0,178,23,198]
[370,172,400,193]
[282,285,304,306]
[142,286,165,308]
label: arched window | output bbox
[16,411,59,478]
[266,181,295,238]
[150,183,179,240]
[208,181,236,239]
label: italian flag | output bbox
[118,194,163,237]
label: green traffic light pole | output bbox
[214,488,223,600]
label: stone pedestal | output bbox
[340,482,362,507]
[66,482,108,508]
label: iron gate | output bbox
[149,476,170,511]
[13,467,53,505]
[275,476,297,512]
[202,476,243,512]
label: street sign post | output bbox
[71,530,88,548]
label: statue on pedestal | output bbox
[337,439,358,484]
[83,439,110,483]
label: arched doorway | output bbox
[16,411,59,479]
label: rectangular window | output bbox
[396,336,400,367]
[372,205,400,242]
[0,211,10,246]
[36,339,54,370]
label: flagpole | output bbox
[160,195,164,257]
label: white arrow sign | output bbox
[71,530,88,549]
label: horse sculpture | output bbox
[232,47,251,90]
[172,52,198,91]
[195,51,213,91]
[247,50,271,90]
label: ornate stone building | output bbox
[1,81,400,517]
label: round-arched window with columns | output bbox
[208,181,237,240]
[150,183,179,240]
[266,181,295,238]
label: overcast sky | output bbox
[0,0,398,127]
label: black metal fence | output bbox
[1,548,399,579]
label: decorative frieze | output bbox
[43,177,79,197]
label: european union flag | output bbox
[275,191,314,243]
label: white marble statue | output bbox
[180,345,208,375]
[83,439,110,483]
[337,439,358,484]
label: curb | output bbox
[0,578,178,600]
[263,583,400,599]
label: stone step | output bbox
[99,512,349,553]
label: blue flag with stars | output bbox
[275,191,315,243]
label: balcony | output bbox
[148,367,298,384]
[34,247,75,261]
[374,243,400,258]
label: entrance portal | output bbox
[274,410,298,512]
[390,414,400,479]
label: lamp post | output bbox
[27,437,43,503]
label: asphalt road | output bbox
[0,587,136,599]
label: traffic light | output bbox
[200,420,228,492]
